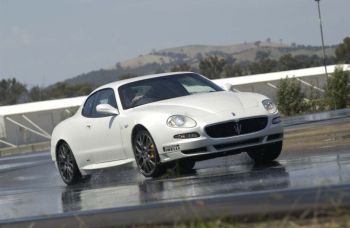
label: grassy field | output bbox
[283,120,350,154]
[180,213,350,228]
[131,210,350,228]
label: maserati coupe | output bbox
[51,72,283,185]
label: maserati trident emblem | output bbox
[233,122,242,135]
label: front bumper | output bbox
[158,115,283,163]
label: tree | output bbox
[279,54,303,71]
[45,82,93,99]
[222,64,246,78]
[119,74,135,80]
[45,82,70,99]
[28,86,45,102]
[0,78,27,105]
[303,85,326,113]
[154,67,165,74]
[255,50,271,61]
[222,65,234,78]
[324,67,350,109]
[232,64,244,76]
[72,84,94,97]
[199,56,226,79]
[249,59,278,74]
[171,63,191,72]
[293,55,321,68]
[277,77,306,116]
[335,37,350,63]
[254,41,261,47]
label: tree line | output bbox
[172,53,332,79]
[0,80,94,106]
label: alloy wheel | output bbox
[133,131,158,176]
[57,143,77,183]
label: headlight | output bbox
[167,115,197,128]
[262,99,277,114]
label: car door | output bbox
[72,92,97,166]
[84,88,126,164]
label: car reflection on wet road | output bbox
[0,117,350,222]
[59,160,290,214]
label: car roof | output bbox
[93,71,196,92]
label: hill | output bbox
[65,41,336,87]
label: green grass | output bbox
[131,209,350,228]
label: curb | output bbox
[0,142,50,157]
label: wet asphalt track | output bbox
[0,117,350,227]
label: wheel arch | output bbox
[129,123,164,177]
[131,124,148,143]
[55,139,68,160]
[53,138,77,163]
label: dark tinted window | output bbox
[82,93,96,117]
[91,89,118,118]
[118,73,223,109]
[82,88,118,118]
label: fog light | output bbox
[174,132,200,139]
[272,117,281,124]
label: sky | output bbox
[1,0,349,86]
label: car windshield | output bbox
[118,73,224,109]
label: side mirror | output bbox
[222,83,233,91]
[96,104,119,115]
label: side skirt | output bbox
[80,158,135,171]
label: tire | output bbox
[132,129,165,178]
[56,142,83,185]
[247,141,283,163]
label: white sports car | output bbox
[51,72,283,185]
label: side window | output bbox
[92,89,118,118]
[82,94,96,117]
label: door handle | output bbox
[86,124,92,129]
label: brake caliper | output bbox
[149,144,155,159]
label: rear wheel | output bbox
[56,142,83,185]
[133,130,165,178]
[247,141,283,163]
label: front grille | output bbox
[213,137,262,150]
[205,116,268,138]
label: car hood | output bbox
[131,91,268,122]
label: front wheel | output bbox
[56,142,83,185]
[247,141,283,163]
[132,130,165,178]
